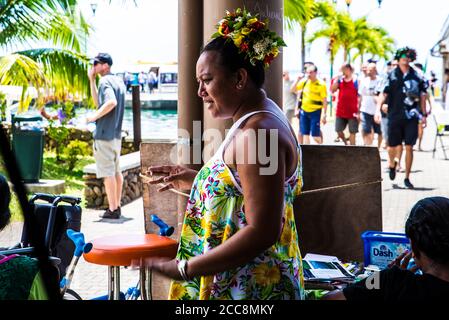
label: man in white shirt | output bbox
[282,71,297,124]
[359,63,382,147]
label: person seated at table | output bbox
[323,196,449,301]
[0,174,48,300]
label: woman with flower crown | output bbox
[142,8,305,300]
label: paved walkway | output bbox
[1,102,448,299]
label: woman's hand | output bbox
[146,165,197,192]
[132,258,183,281]
[387,250,419,273]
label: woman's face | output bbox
[196,51,239,119]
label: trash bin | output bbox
[11,113,44,183]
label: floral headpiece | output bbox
[395,46,417,62]
[211,8,286,68]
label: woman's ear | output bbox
[235,68,248,90]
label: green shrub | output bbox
[46,121,70,162]
[0,91,6,122]
[63,140,89,171]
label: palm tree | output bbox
[307,9,352,76]
[284,0,335,69]
[348,18,395,66]
[0,0,90,112]
[284,0,313,69]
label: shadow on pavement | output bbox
[93,216,134,224]
[391,184,436,191]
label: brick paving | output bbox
[1,102,448,299]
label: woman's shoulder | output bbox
[239,107,296,147]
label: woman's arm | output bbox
[187,123,287,276]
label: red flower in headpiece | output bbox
[240,42,249,52]
[264,53,275,66]
[252,21,265,30]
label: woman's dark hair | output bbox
[201,37,265,88]
[0,174,12,231]
[405,197,449,265]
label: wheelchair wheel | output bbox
[63,289,83,300]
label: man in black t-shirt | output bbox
[323,196,449,301]
[374,47,428,189]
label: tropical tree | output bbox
[358,26,395,63]
[307,8,352,77]
[347,17,395,66]
[0,0,91,112]
[284,0,335,69]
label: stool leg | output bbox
[140,267,153,300]
[113,266,121,300]
[108,266,121,300]
[140,268,147,300]
[108,266,113,300]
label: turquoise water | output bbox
[73,108,177,140]
[122,109,177,139]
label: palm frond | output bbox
[18,48,90,101]
[0,0,90,52]
[0,53,48,112]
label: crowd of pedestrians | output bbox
[123,70,158,93]
[282,46,435,189]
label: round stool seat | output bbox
[84,234,178,266]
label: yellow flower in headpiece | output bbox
[218,25,225,36]
[241,27,251,35]
[233,34,244,47]
[247,17,258,25]
[271,47,279,57]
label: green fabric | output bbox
[0,256,40,300]
[28,271,49,300]
[305,290,329,300]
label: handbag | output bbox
[296,79,309,117]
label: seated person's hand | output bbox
[387,250,419,273]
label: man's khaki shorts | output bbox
[93,139,121,178]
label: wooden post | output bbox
[202,0,284,161]
[131,84,141,151]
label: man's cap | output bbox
[93,53,113,66]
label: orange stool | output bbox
[84,234,178,300]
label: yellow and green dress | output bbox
[169,110,305,300]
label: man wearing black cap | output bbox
[87,53,126,219]
[375,47,428,189]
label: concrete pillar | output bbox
[202,0,284,161]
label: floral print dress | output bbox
[168,110,305,300]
